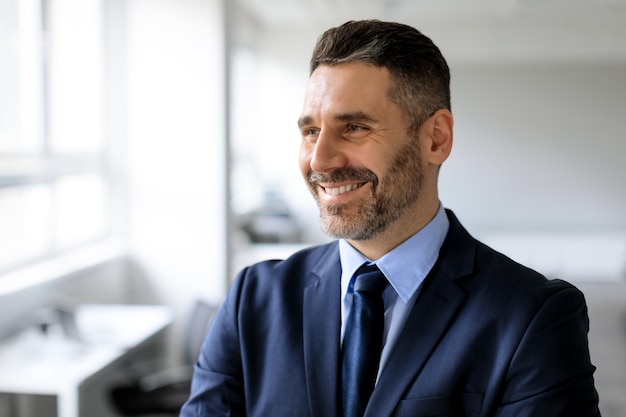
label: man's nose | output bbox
[309,130,348,174]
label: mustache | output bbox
[308,167,378,187]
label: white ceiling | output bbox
[235,0,626,27]
[232,0,626,63]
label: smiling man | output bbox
[180,20,600,417]
[298,61,447,259]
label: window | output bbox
[0,0,112,274]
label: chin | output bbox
[320,218,382,241]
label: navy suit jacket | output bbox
[181,210,600,417]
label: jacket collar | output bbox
[366,209,477,416]
[303,243,342,417]
[366,265,467,416]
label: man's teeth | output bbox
[325,183,362,196]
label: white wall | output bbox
[125,0,227,353]
[441,63,626,282]
[442,63,626,235]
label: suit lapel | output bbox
[365,210,477,417]
[303,244,342,417]
[366,267,466,416]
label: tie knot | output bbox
[353,264,387,294]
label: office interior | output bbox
[0,0,625,415]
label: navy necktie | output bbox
[341,264,388,417]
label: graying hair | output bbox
[310,20,451,133]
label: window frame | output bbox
[0,0,120,280]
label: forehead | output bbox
[301,63,394,118]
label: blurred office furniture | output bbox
[110,299,217,416]
[238,190,302,244]
[0,304,172,417]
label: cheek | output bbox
[364,154,393,181]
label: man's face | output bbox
[298,63,425,241]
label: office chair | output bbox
[109,299,218,416]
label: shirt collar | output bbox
[339,204,450,304]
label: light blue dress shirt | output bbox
[339,204,450,378]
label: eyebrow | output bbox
[297,115,313,129]
[297,111,377,128]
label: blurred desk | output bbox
[0,304,172,417]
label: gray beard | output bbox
[311,137,423,240]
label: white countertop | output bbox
[0,304,172,395]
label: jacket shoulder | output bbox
[442,210,582,308]
[243,241,337,277]
[229,241,339,296]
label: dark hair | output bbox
[310,20,451,132]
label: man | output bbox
[181,20,600,417]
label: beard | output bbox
[307,137,424,240]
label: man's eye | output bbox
[348,124,367,132]
[304,128,319,135]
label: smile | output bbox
[322,183,365,196]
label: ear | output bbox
[423,109,453,166]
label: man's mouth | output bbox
[321,182,366,196]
